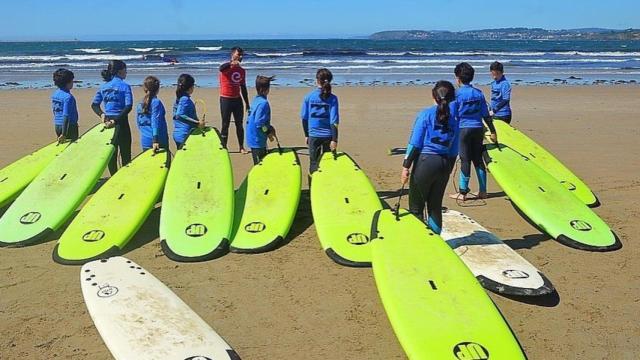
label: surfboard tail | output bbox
[160,239,230,263]
[556,231,622,252]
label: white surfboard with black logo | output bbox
[441,209,554,296]
[81,257,240,360]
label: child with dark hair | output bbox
[401,81,459,234]
[450,62,497,201]
[246,75,277,165]
[301,68,339,173]
[136,76,168,151]
[91,60,133,175]
[51,68,79,142]
[218,46,250,153]
[172,74,204,149]
[489,61,513,124]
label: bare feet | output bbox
[449,193,467,201]
[477,191,488,199]
[240,148,249,154]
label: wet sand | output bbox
[0,86,638,359]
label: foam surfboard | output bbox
[0,124,115,246]
[371,209,527,359]
[310,152,382,267]
[0,140,69,208]
[441,209,555,296]
[230,149,301,253]
[81,256,240,360]
[160,127,234,262]
[484,143,621,251]
[491,120,598,206]
[53,150,170,264]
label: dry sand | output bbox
[0,86,638,359]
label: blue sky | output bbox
[1,0,638,40]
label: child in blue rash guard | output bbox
[401,81,458,234]
[246,76,277,165]
[136,76,169,151]
[301,68,339,173]
[91,60,133,175]
[51,68,79,142]
[172,74,204,149]
[489,61,512,124]
[449,62,498,201]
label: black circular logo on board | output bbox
[346,233,370,245]
[502,269,530,279]
[560,181,577,191]
[184,357,212,360]
[83,230,105,242]
[96,285,119,298]
[19,212,42,224]
[570,220,592,232]
[244,222,266,233]
[185,224,208,237]
[453,342,490,360]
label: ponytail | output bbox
[142,76,160,114]
[101,60,126,82]
[175,74,195,102]
[316,68,333,101]
[432,80,456,126]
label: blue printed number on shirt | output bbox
[460,99,482,116]
[103,88,120,103]
[310,103,330,119]
[52,99,63,114]
[430,121,452,147]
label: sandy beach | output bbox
[0,85,638,359]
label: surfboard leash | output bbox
[394,184,406,220]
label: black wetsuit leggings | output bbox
[251,147,268,165]
[220,97,244,149]
[409,154,451,233]
[106,116,132,176]
[308,136,332,173]
[54,124,79,141]
[459,127,485,192]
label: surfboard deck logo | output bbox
[19,212,42,224]
[453,342,490,360]
[570,220,592,231]
[502,269,530,279]
[185,224,208,237]
[82,230,105,242]
[244,221,266,233]
[96,284,119,298]
[346,232,370,245]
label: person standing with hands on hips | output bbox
[301,68,339,174]
[91,60,133,175]
[219,47,250,154]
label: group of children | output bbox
[401,61,511,234]
[50,48,511,235]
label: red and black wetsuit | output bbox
[218,62,249,148]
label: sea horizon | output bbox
[1,39,639,89]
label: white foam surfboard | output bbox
[441,209,554,296]
[81,256,241,360]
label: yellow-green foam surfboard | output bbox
[0,124,115,246]
[484,143,620,251]
[371,209,527,360]
[53,150,169,264]
[491,119,598,206]
[230,149,301,253]
[160,128,234,262]
[310,152,382,267]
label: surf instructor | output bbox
[219,47,250,153]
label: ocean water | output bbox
[0,39,639,89]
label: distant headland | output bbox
[369,28,640,41]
